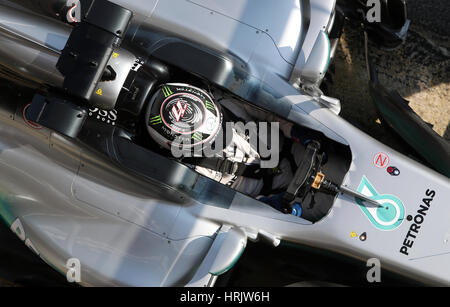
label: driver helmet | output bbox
[145,83,223,153]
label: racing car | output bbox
[0,0,448,286]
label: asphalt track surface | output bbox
[408,0,450,37]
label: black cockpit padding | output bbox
[27,94,87,138]
[77,117,238,210]
[81,0,132,37]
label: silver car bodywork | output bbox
[0,0,449,287]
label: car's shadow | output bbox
[328,2,449,156]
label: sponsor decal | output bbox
[399,189,436,256]
[88,108,117,126]
[22,104,42,129]
[373,152,389,168]
[356,176,405,231]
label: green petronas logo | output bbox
[162,86,173,98]
[356,176,405,231]
[149,115,162,125]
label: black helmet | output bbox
[145,83,222,152]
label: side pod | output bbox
[186,226,247,287]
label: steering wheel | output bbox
[282,141,323,213]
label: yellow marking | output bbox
[350,231,358,238]
[112,52,119,58]
[96,88,103,96]
[312,172,325,190]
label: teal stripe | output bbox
[210,246,246,276]
[0,196,15,227]
[322,31,332,75]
